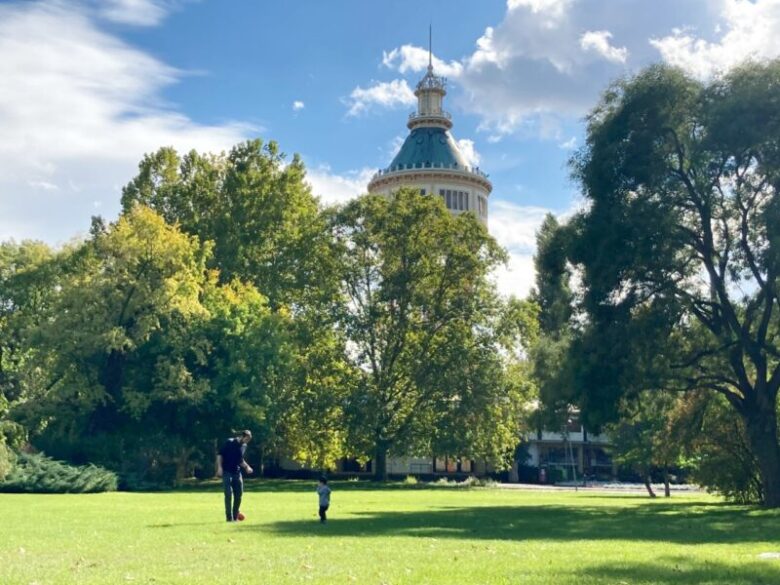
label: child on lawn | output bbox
[316,476,331,523]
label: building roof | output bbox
[388,127,469,171]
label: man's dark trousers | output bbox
[223,472,243,521]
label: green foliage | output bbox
[567,60,780,505]
[330,188,527,478]
[671,391,764,504]
[531,214,574,336]
[0,241,63,448]
[13,206,291,486]
[0,441,11,481]
[526,213,576,430]
[120,140,336,309]
[605,391,686,494]
[120,140,347,469]
[0,452,117,493]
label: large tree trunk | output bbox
[663,468,671,498]
[373,440,389,482]
[743,399,780,507]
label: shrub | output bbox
[432,477,456,486]
[0,452,118,493]
[0,419,26,481]
[459,476,499,488]
[671,391,764,504]
[0,442,12,481]
[403,475,418,485]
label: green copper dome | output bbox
[387,127,469,171]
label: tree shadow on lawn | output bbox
[577,556,780,585]
[176,478,318,493]
[262,502,780,545]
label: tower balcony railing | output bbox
[408,111,452,121]
[369,161,490,183]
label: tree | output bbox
[120,140,336,309]
[529,214,577,428]
[569,60,780,506]
[0,241,63,476]
[16,206,291,485]
[670,390,764,503]
[532,214,574,336]
[605,391,684,497]
[330,188,520,480]
[120,140,348,469]
[0,241,59,407]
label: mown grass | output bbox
[1,480,779,584]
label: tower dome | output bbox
[367,43,491,224]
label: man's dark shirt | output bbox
[219,438,246,474]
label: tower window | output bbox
[478,196,487,217]
[438,189,473,211]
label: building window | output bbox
[478,196,487,217]
[419,188,426,196]
[438,189,474,211]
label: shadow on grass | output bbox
[262,502,780,545]
[148,522,217,528]
[577,556,780,585]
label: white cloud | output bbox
[0,1,253,244]
[651,0,780,79]
[382,45,464,77]
[385,135,405,160]
[558,136,577,150]
[494,253,537,300]
[507,0,573,18]
[98,0,171,26]
[488,198,583,298]
[490,200,552,253]
[371,0,718,139]
[455,139,481,168]
[345,79,416,116]
[306,165,374,206]
[489,201,551,299]
[580,30,628,63]
[458,0,722,136]
[457,0,631,137]
[27,180,60,191]
[292,100,305,111]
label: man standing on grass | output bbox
[217,429,253,522]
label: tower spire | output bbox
[428,24,432,71]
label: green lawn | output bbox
[1,480,779,585]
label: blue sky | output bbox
[2,0,779,296]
